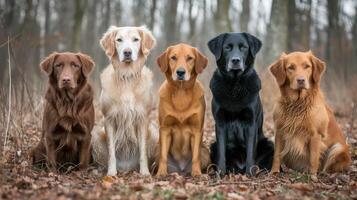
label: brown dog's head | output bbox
[40,52,94,90]
[156,43,208,82]
[269,51,325,90]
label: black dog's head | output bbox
[208,33,262,78]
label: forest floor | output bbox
[0,113,356,200]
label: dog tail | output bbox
[90,124,109,168]
[323,143,351,172]
[201,145,211,172]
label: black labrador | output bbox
[207,32,274,176]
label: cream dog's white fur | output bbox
[91,26,158,176]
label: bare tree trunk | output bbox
[164,0,179,46]
[188,0,196,42]
[44,0,51,55]
[240,0,250,32]
[71,0,87,51]
[149,0,157,30]
[288,0,311,51]
[133,0,147,26]
[353,5,357,72]
[263,0,289,65]
[213,0,232,32]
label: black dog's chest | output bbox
[219,107,253,123]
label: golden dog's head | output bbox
[156,43,208,82]
[269,51,325,91]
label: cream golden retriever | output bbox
[91,26,158,176]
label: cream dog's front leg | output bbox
[138,121,150,175]
[105,120,117,176]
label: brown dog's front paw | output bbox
[79,163,89,170]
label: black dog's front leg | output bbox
[216,124,227,175]
[245,126,257,175]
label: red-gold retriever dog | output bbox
[156,44,210,177]
[269,51,351,176]
[31,52,95,171]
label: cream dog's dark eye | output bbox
[117,38,122,42]
[133,38,139,42]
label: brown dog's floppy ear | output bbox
[269,53,287,86]
[40,52,58,75]
[100,26,117,59]
[194,48,208,74]
[138,26,156,57]
[308,51,325,84]
[156,48,170,73]
[76,53,95,77]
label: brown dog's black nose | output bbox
[176,68,186,80]
[62,77,71,84]
[123,49,132,57]
[297,77,305,85]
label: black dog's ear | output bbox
[207,33,227,61]
[242,32,262,56]
[242,33,262,66]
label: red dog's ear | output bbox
[269,53,287,86]
[156,47,171,73]
[100,26,117,59]
[308,51,325,84]
[40,52,58,75]
[138,26,156,57]
[76,53,95,77]
[194,48,208,74]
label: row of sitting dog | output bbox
[31,26,351,178]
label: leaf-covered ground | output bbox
[1,114,356,200]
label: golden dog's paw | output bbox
[191,169,202,177]
[156,169,168,177]
[270,168,280,175]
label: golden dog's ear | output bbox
[156,48,169,73]
[269,53,287,86]
[308,51,325,84]
[76,53,95,77]
[40,52,58,75]
[100,26,117,59]
[194,48,208,74]
[139,26,156,57]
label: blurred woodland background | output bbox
[1,1,357,199]
[0,0,357,154]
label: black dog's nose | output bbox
[297,77,305,85]
[123,49,132,57]
[176,68,186,78]
[231,57,241,65]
